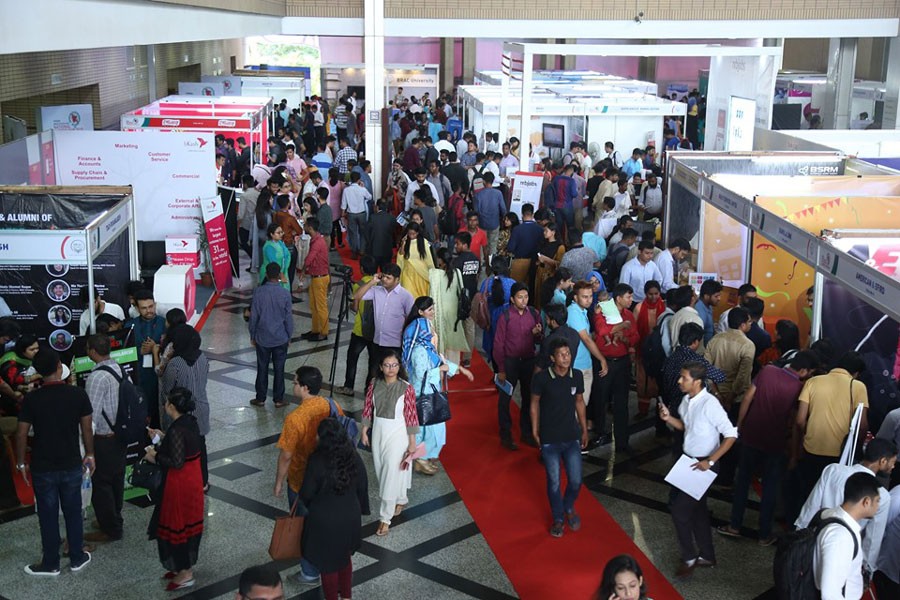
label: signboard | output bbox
[201,75,242,96]
[165,235,200,267]
[687,272,719,294]
[386,72,438,88]
[37,104,94,132]
[508,171,543,218]
[199,195,232,291]
[121,115,251,130]
[705,54,777,151]
[178,82,225,97]
[725,96,756,151]
[53,130,216,240]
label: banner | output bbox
[37,104,94,131]
[705,54,777,151]
[178,82,225,97]
[199,195,232,291]
[201,75,242,96]
[509,171,543,219]
[53,130,216,240]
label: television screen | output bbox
[542,123,565,148]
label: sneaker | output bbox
[716,525,741,538]
[566,511,581,532]
[549,521,564,538]
[500,438,519,451]
[70,551,91,572]
[292,570,319,585]
[758,535,778,547]
[24,563,60,577]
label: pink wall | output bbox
[318,36,363,63]
[318,36,444,66]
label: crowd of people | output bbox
[3,85,900,600]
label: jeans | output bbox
[541,439,583,523]
[786,452,838,525]
[286,487,319,578]
[287,245,299,290]
[343,334,372,389]
[255,342,288,403]
[730,445,785,539]
[554,207,574,243]
[498,356,535,440]
[33,467,86,569]
[485,227,499,260]
[92,436,125,539]
[346,212,368,254]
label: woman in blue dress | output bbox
[401,296,474,475]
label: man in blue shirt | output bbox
[125,289,166,429]
[474,171,507,260]
[506,202,544,284]
[694,279,722,345]
[623,148,644,179]
[546,164,578,243]
[566,282,609,434]
[581,219,607,262]
[249,263,294,408]
[310,142,332,171]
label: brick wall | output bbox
[0,39,244,137]
[149,0,286,16]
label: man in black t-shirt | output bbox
[536,304,581,372]
[16,348,95,576]
[530,338,589,538]
[452,232,481,367]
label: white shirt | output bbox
[341,183,372,214]
[653,249,680,292]
[876,486,900,584]
[79,301,126,335]
[484,160,501,186]
[619,258,663,303]
[813,506,864,600]
[404,180,438,212]
[594,212,618,240]
[716,308,733,335]
[607,150,623,168]
[613,191,631,218]
[456,139,469,158]
[680,387,738,458]
[796,463,890,572]
[640,184,663,214]
[434,140,455,155]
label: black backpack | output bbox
[454,270,471,331]
[98,365,148,447]
[773,509,858,600]
[438,195,460,236]
[641,313,673,384]
[599,244,630,288]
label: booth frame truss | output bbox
[498,42,784,154]
[665,158,900,339]
[0,185,138,330]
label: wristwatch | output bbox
[708,459,716,467]
[16,463,25,470]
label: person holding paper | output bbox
[658,361,737,580]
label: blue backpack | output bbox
[326,397,359,443]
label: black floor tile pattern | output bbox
[207,461,262,482]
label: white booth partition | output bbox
[321,64,439,107]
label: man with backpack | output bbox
[84,334,129,543]
[807,472,881,599]
[794,438,895,577]
[452,233,480,368]
[492,282,543,451]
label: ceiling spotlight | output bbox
[634,11,644,23]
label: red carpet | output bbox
[333,248,681,599]
[442,353,683,600]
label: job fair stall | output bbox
[773,73,886,129]
[234,67,311,108]
[460,83,683,162]
[667,153,900,427]
[321,64,439,106]
[120,95,272,155]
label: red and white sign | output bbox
[199,196,232,291]
[165,235,199,267]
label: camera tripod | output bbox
[328,265,355,393]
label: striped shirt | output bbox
[86,359,123,435]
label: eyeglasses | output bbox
[382,363,400,369]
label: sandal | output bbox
[376,522,390,536]
[394,504,406,517]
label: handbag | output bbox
[269,497,304,560]
[416,377,451,426]
[128,459,162,494]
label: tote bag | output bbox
[269,498,304,560]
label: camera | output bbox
[333,264,354,278]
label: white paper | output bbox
[664,454,718,500]
[143,354,153,368]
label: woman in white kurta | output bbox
[360,349,420,537]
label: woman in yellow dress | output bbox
[396,221,434,299]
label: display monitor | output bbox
[542,123,565,148]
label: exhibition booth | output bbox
[234,66,312,107]
[773,72,886,129]
[667,152,900,427]
[459,83,684,161]
[321,63,439,106]
[120,94,272,153]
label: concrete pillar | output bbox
[561,39,576,70]
[439,37,454,94]
[364,0,385,199]
[637,40,657,83]
[519,50,534,153]
[461,38,476,84]
[539,40,554,70]
[883,35,900,128]
[823,38,857,129]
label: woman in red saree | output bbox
[633,281,665,418]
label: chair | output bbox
[137,241,167,290]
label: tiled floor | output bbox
[0,254,779,600]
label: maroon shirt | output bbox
[492,306,542,367]
[403,145,422,173]
[739,364,804,454]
